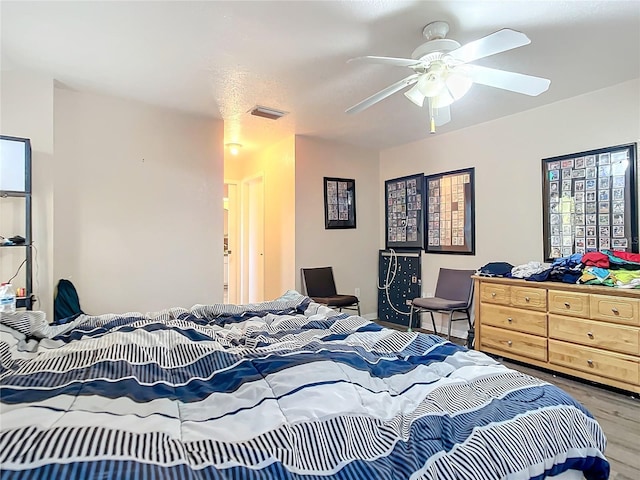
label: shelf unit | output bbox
[1,135,34,310]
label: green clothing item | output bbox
[613,269,640,288]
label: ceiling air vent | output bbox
[249,105,289,120]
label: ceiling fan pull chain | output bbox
[428,98,436,134]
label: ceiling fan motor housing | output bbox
[411,38,461,61]
[422,21,450,40]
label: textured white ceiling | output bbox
[2,1,639,153]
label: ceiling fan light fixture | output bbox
[225,143,242,155]
[404,84,425,106]
[445,71,473,101]
[416,65,446,97]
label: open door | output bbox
[242,175,264,303]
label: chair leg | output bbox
[429,312,437,335]
[408,305,415,331]
[465,309,472,329]
[357,303,361,316]
[447,311,454,340]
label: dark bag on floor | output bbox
[54,279,84,324]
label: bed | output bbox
[0,291,609,479]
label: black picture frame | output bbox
[324,177,356,229]
[424,167,475,255]
[384,173,425,250]
[542,143,638,260]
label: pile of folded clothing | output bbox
[578,250,640,288]
[480,250,640,288]
[524,253,583,283]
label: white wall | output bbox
[0,70,55,320]
[262,138,296,300]
[54,88,224,315]
[380,79,640,337]
[295,136,380,318]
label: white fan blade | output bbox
[434,104,451,127]
[449,29,531,64]
[348,56,424,68]
[466,64,550,96]
[346,73,420,114]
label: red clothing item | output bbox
[612,250,640,263]
[581,251,609,267]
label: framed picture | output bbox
[542,143,638,260]
[424,167,476,255]
[323,177,356,229]
[384,173,425,249]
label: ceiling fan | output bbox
[345,21,551,133]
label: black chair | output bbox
[301,266,360,315]
[409,268,475,339]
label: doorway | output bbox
[223,182,239,304]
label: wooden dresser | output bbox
[473,275,640,394]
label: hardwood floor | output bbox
[375,321,640,479]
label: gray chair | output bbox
[301,266,360,315]
[409,268,475,339]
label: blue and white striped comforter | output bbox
[0,291,609,479]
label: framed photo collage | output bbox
[324,177,356,229]
[385,173,424,250]
[384,168,476,254]
[542,143,638,260]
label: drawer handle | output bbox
[507,340,513,346]
[507,317,513,323]
[564,302,571,308]
[525,297,530,302]
[587,331,594,339]
[611,307,619,314]
[587,359,594,367]
[491,292,496,297]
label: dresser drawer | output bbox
[480,325,547,362]
[510,286,547,311]
[481,304,547,336]
[549,340,639,384]
[480,283,510,305]
[589,294,639,326]
[549,314,640,355]
[548,290,590,318]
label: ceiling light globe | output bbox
[446,72,473,100]
[404,84,425,107]
[417,72,445,98]
[225,143,242,156]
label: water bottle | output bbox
[0,283,16,313]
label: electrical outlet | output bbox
[355,288,360,297]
